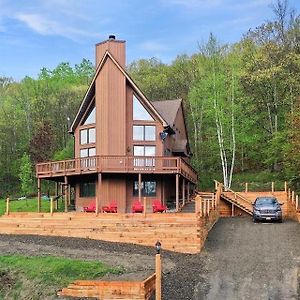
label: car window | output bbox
[256,198,277,205]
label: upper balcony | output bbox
[36,156,198,184]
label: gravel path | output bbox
[0,217,299,299]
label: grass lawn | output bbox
[0,255,123,299]
[0,198,65,216]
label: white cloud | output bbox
[14,13,98,41]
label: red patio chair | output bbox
[102,200,118,213]
[83,201,96,212]
[132,200,144,213]
[152,200,167,213]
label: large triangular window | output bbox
[133,95,154,121]
[82,106,96,125]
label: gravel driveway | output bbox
[0,217,299,299]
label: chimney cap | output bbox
[109,34,116,40]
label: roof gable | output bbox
[70,51,167,133]
[151,99,182,127]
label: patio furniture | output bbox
[132,200,144,213]
[83,201,96,212]
[102,200,118,213]
[152,200,167,213]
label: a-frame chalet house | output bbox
[36,36,198,213]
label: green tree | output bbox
[19,153,33,196]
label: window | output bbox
[80,181,96,197]
[80,128,96,145]
[133,125,155,141]
[80,147,96,157]
[133,181,156,197]
[133,146,155,156]
[83,106,96,125]
[133,95,154,121]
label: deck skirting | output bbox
[0,212,219,254]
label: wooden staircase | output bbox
[215,181,253,216]
[221,191,253,216]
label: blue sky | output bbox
[0,0,300,80]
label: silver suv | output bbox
[252,197,283,223]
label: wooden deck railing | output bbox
[36,156,198,183]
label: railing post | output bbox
[50,197,54,215]
[215,180,218,191]
[292,191,295,203]
[288,188,291,200]
[271,182,274,193]
[207,199,210,216]
[296,195,299,211]
[284,181,287,193]
[245,182,248,193]
[203,198,207,217]
[195,196,200,214]
[6,197,10,215]
[143,197,147,217]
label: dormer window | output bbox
[133,95,153,121]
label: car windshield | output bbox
[256,198,277,206]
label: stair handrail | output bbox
[214,180,252,205]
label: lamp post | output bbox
[155,241,162,300]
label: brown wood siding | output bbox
[94,57,127,156]
[163,104,189,160]
[101,175,126,213]
[96,40,126,68]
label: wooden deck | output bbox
[36,155,197,183]
[0,199,219,254]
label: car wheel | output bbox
[253,217,258,223]
[278,218,283,223]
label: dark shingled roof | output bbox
[151,99,182,127]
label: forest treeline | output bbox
[0,0,300,195]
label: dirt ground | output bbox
[0,217,299,299]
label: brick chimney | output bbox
[95,35,126,68]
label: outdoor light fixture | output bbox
[155,241,161,254]
[159,132,168,141]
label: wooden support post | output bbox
[187,182,190,202]
[271,182,274,193]
[292,191,295,203]
[143,197,147,216]
[296,195,299,211]
[162,178,165,205]
[68,185,71,205]
[245,182,248,193]
[203,198,207,217]
[96,173,102,214]
[37,178,41,213]
[182,178,185,207]
[288,188,291,200]
[231,203,234,217]
[6,197,10,215]
[195,196,200,213]
[50,197,54,215]
[212,194,215,209]
[64,176,68,213]
[215,180,218,190]
[176,174,179,212]
[155,253,162,300]
[138,173,142,203]
[284,181,287,193]
[55,182,58,197]
[207,199,210,216]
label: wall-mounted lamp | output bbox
[159,132,168,141]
